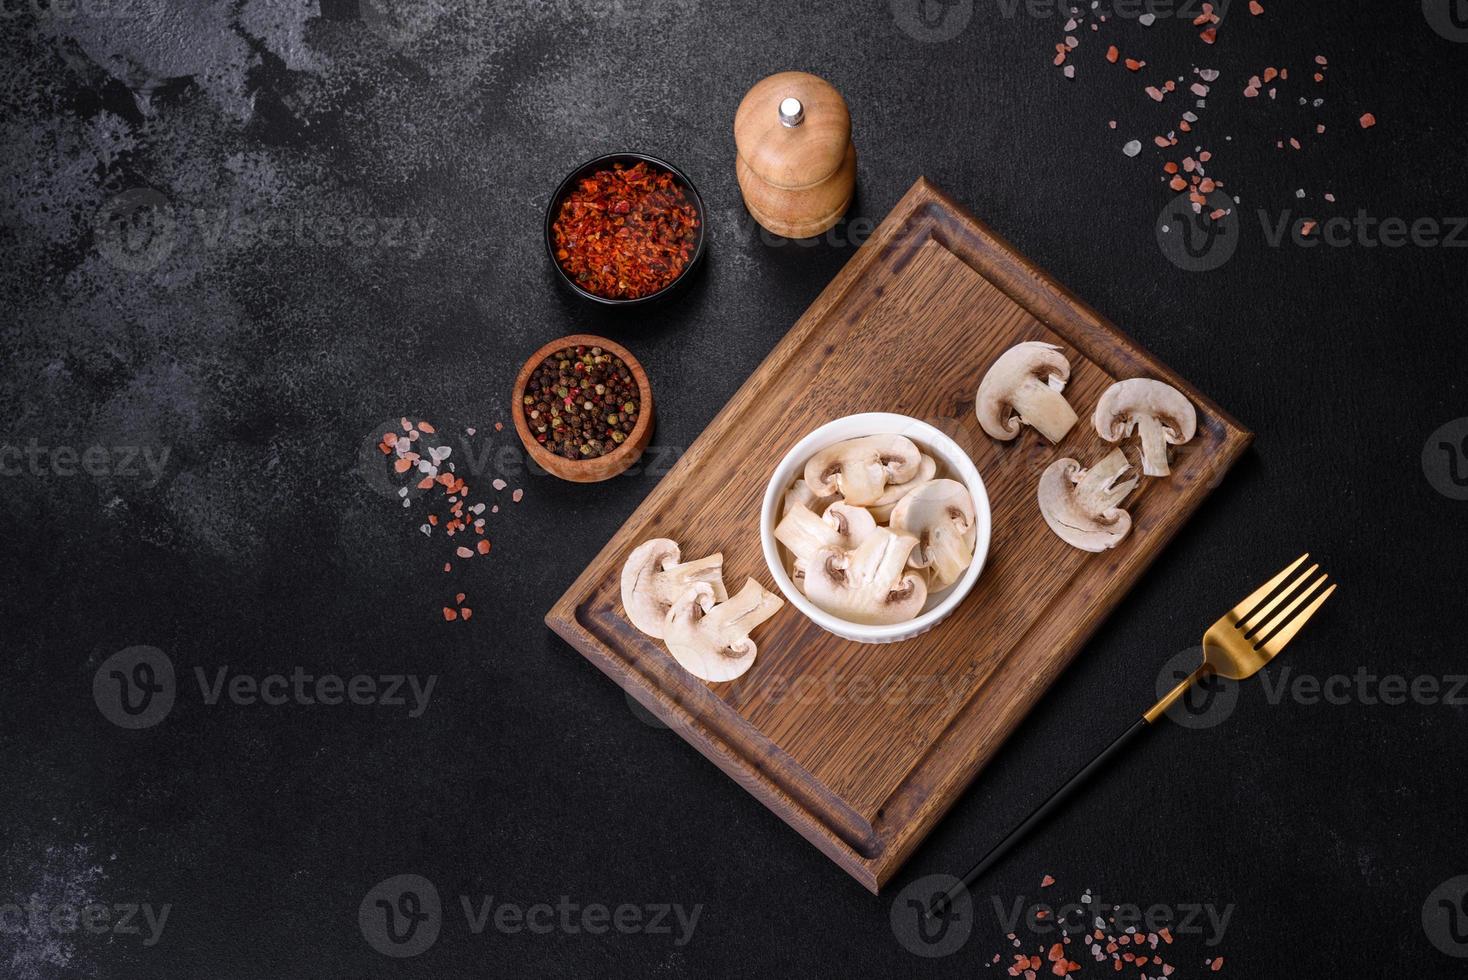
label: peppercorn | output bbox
[522,344,641,460]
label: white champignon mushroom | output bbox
[803,434,922,507]
[773,499,879,585]
[889,479,977,592]
[1037,449,1140,552]
[620,538,727,639]
[867,454,937,523]
[1092,378,1197,477]
[662,579,783,682]
[975,341,1079,444]
[802,527,928,625]
[822,501,879,549]
[782,478,838,519]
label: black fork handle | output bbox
[924,717,1152,920]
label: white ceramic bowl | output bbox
[759,413,992,644]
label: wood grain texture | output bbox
[734,71,856,238]
[545,179,1252,892]
[512,334,655,483]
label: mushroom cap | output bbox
[663,579,783,683]
[782,479,837,519]
[975,342,1079,443]
[803,434,922,506]
[1037,449,1139,552]
[889,479,977,591]
[802,527,928,625]
[1092,378,1197,477]
[620,538,727,639]
[822,501,879,549]
[867,453,937,523]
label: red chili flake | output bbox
[1359,112,1377,128]
[1040,874,1056,887]
[1249,0,1263,12]
[1199,27,1217,43]
[443,607,458,621]
[1124,58,1145,71]
[1106,45,1118,63]
[551,161,699,300]
[1301,219,1318,235]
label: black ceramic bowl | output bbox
[544,152,707,307]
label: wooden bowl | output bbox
[512,334,655,482]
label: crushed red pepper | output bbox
[551,161,699,300]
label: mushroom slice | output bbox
[803,434,922,507]
[975,342,1079,444]
[867,454,938,523]
[1037,449,1140,552]
[1092,378,1197,477]
[802,528,929,625]
[889,479,977,592]
[782,479,838,519]
[663,579,783,683]
[822,501,879,549]
[620,538,728,639]
[774,500,878,564]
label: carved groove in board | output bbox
[575,597,881,857]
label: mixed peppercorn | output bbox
[551,161,699,300]
[523,345,639,460]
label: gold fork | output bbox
[927,554,1335,919]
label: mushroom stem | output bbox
[774,505,841,563]
[1135,416,1172,476]
[1076,448,1140,515]
[924,531,971,592]
[1011,380,1080,445]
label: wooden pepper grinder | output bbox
[734,71,856,240]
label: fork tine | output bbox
[1252,573,1328,644]
[1259,583,1337,658]
[1229,553,1309,623]
[1239,563,1320,634]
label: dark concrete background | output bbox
[2,1,1466,976]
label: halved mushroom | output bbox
[1037,449,1140,552]
[889,479,977,591]
[782,479,838,519]
[803,434,922,507]
[802,527,928,625]
[774,499,879,585]
[867,454,938,523]
[620,538,728,639]
[663,579,783,682]
[1092,378,1197,477]
[975,342,1079,444]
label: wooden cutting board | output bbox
[546,178,1251,892]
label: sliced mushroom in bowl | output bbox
[890,479,978,591]
[761,413,992,644]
